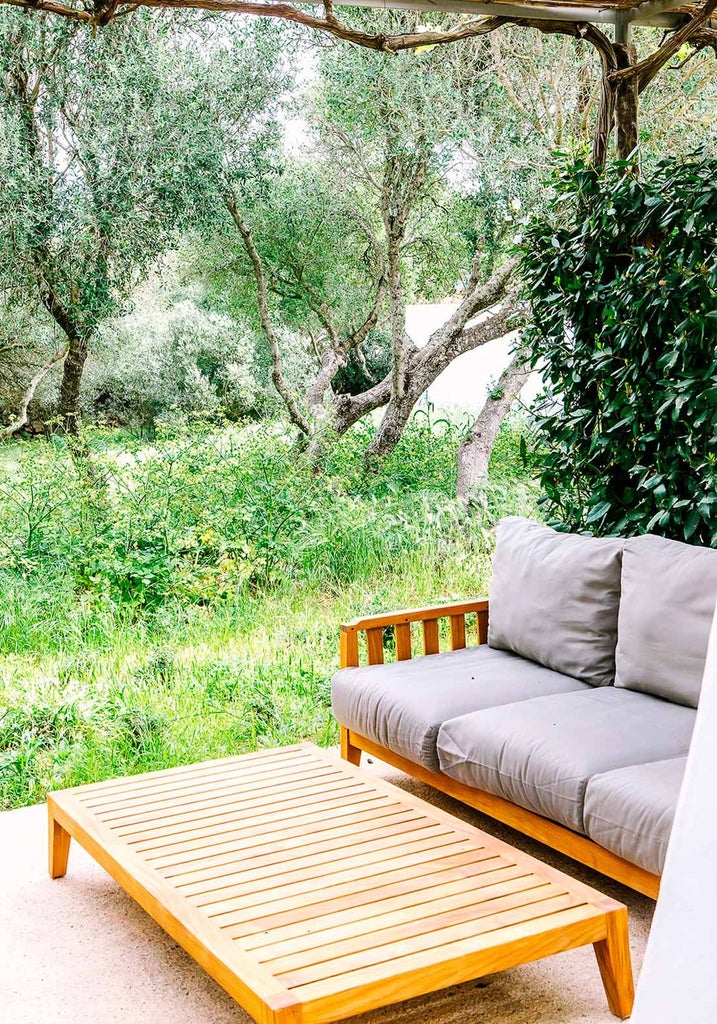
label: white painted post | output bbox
[631,603,717,1023]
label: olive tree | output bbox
[0,11,286,433]
[192,19,525,477]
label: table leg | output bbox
[594,907,635,1019]
[49,806,71,878]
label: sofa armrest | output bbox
[340,598,489,668]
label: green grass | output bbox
[0,413,540,809]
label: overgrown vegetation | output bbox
[0,7,714,814]
[522,154,717,546]
[0,415,539,809]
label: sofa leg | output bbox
[593,908,634,1019]
[340,726,362,766]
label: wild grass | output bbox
[0,413,540,809]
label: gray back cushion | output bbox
[488,517,623,687]
[615,534,717,707]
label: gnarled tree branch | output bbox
[224,192,312,435]
[1,345,69,440]
[456,350,529,501]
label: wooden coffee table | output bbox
[48,743,634,1023]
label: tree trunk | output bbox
[58,334,89,434]
[225,193,311,437]
[456,354,529,502]
[386,233,409,402]
[364,301,520,462]
[592,42,639,167]
[365,393,415,461]
[592,68,616,167]
[614,44,639,161]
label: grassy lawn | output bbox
[0,416,540,809]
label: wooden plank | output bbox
[477,608,489,645]
[111,776,360,836]
[245,867,538,956]
[169,816,444,887]
[237,864,529,949]
[121,784,370,846]
[293,911,607,1022]
[75,745,310,800]
[148,800,410,869]
[222,855,511,939]
[130,788,390,852]
[194,837,478,909]
[95,766,341,821]
[101,768,345,827]
[179,824,457,897]
[187,832,467,906]
[263,879,559,973]
[138,790,401,856]
[395,623,412,661]
[278,891,586,987]
[422,619,440,655]
[206,847,487,921]
[89,761,336,817]
[366,628,384,665]
[82,754,315,812]
[450,614,466,651]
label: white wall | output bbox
[631,605,717,1023]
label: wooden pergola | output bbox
[4,0,716,160]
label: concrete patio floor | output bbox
[1,754,654,1024]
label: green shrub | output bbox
[522,154,717,545]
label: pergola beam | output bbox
[614,8,630,39]
[632,0,688,21]
[331,0,707,29]
[336,0,623,24]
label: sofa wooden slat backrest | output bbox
[340,599,489,672]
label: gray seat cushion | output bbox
[488,517,623,687]
[331,644,590,771]
[615,534,717,707]
[584,757,686,875]
[437,687,695,833]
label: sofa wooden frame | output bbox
[338,598,660,900]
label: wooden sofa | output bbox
[334,520,717,902]
[338,597,663,900]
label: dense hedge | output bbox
[522,156,717,547]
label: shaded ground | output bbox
[1,754,653,1024]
